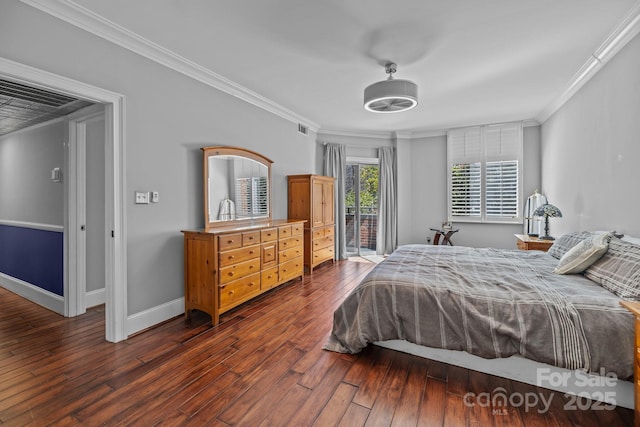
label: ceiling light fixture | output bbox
[364,62,418,113]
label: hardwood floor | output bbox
[0,258,633,426]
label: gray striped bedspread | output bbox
[324,244,634,379]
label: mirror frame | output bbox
[202,146,273,230]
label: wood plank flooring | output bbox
[0,258,634,426]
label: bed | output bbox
[324,233,638,408]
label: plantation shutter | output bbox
[448,127,482,219]
[447,122,522,223]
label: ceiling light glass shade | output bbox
[364,79,418,113]
[533,204,563,218]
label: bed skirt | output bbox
[374,340,633,410]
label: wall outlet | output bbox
[151,191,159,203]
[135,191,149,204]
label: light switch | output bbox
[135,191,149,204]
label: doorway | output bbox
[345,159,379,256]
[0,57,127,342]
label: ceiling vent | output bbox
[364,63,418,113]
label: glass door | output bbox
[345,161,379,256]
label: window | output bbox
[447,122,523,223]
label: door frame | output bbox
[0,57,128,342]
[346,157,379,256]
[67,104,106,317]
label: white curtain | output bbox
[323,143,347,260]
[377,146,397,255]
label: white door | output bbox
[67,105,106,316]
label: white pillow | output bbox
[554,232,611,275]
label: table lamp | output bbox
[533,203,562,240]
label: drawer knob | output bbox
[228,272,234,277]
[228,239,235,244]
[229,256,235,259]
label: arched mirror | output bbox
[203,146,272,230]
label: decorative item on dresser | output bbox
[287,174,336,274]
[182,146,305,325]
[515,233,554,251]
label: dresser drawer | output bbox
[278,225,292,239]
[279,257,303,283]
[219,258,261,284]
[261,243,278,268]
[279,236,303,251]
[218,233,242,251]
[261,266,279,290]
[279,246,302,263]
[323,227,334,238]
[261,228,278,243]
[219,273,261,309]
[291,223,304,236]
[313,246,334,265]
[313,235,334,250]
[242,231,260,246]
[219,245,260,267]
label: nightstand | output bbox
[514,234,554,252]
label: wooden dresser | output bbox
[515,234,554,252]
[182,219,305,325]
[287,174,336,274]
[620,301,640,426]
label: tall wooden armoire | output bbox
[287,174,336,273]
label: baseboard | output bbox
[0,272,64,314]
[126,297,185,336]
[85,288,105,308]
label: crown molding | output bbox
[317,128,394,140]
[536,0,640,123]
[20,0,321,132]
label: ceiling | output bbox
[0,79,92,136]
[16,0,640,136]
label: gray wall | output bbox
[408,126,541,249]
[0,1,316,315]
[0,120,65,226]
[541,32,640,237]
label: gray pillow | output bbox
[554,232,611,275]
[547,231,592,259]
[584,237,640,300]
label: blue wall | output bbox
[0,225,63,296]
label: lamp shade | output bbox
[533,204,562,218]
